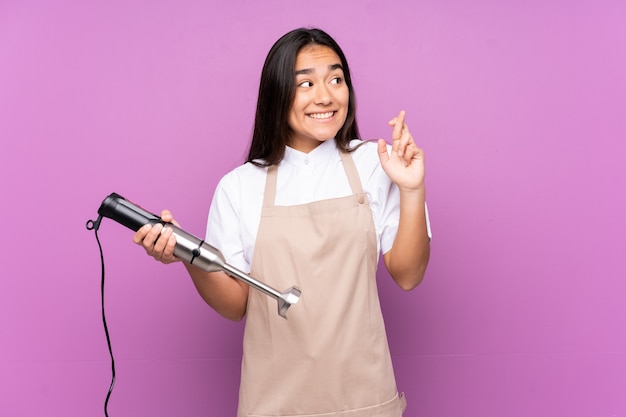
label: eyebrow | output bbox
[295,63,344,76]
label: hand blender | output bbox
[89,192,301,318]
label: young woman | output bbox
[134,28,430,417]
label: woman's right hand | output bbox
[132,210,180,264]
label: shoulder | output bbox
[216,162,268,191]
[348,139,391,185]
[211,162,268,214]
[349,139,390,166]
[349,139,379,155]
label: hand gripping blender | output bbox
[90,192,301,318]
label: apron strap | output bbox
[263,165,278,208]
[339,150,365,195]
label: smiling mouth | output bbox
[307,111,336,120]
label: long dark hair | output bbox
[246,28,360,166]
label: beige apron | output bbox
[238,150,406,417]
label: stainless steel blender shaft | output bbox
[163,224,301,318]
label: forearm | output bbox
[184,262,249,321]
[132,214,249,320]
[384,188,430,290]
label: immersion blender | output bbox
[88,192,301,318]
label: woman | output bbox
[134,28,430,417]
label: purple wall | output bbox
[1,1,625,416]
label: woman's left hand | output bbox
[377,110,425,191]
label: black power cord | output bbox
[86,216,116,417]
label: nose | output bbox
[314,84,332,105]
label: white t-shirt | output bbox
[205,138,430,273]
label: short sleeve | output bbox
[205,173,250,273]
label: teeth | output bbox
[308,111,334,119]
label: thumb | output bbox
[161,210,180,227]
[377,139,390,165]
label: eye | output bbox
[298,80,313,88]
[330,77,343,85]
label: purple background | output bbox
[1,1,625,416]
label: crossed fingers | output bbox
[389,110,420,164]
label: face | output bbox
[287,45,350,153]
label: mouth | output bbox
[307,111,336,120]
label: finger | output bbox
[161,210,173,222]
[392,110,406,154]
[377,139,390,165]
[397,122,413,158]
[162,233,178,259]
[132,224,152,245]
[143,222,163,250]
[161,210,181,227]
[393,110,406,139]
[153,225,172,254]
[404,144,424,165]
[403,144,418,165]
